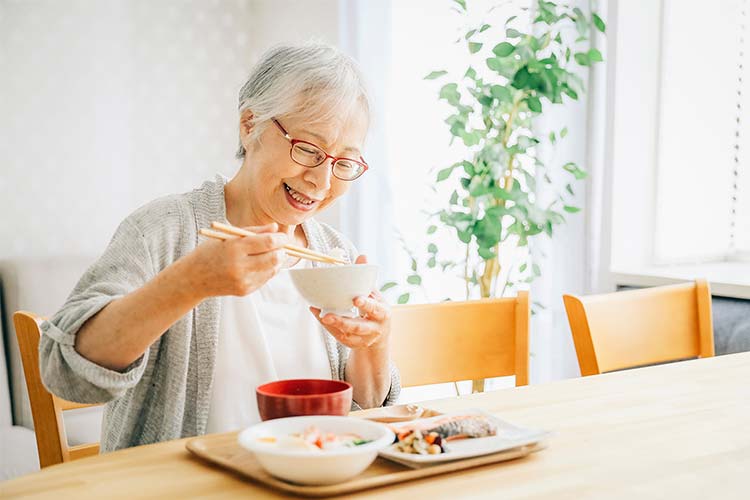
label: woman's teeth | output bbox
[285,184,316,205]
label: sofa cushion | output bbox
[0,256,103,443]
[0,425,39,480]
[0,301,13,427]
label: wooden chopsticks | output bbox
[199,222,347,266]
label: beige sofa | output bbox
[0,257,103,480]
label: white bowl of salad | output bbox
[238,415,395,485]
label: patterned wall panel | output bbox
[0,0,339,258]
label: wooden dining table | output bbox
[3,352,748,499]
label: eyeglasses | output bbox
[272,119,369,181]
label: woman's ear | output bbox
[239,109,255,150]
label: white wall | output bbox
[0,0,340,260]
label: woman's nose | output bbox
[303,160,333,191]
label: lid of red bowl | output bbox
[256,379,352,398]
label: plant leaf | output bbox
[592,13,606,33]
[511,65,530,89]
[407,275,422,285]
[563,85,579,100]
[563,205,582,213]
[506,28,522,38]
[480,23,491,32]
[562,162,587,180]
[439,82,461,105]
[486,57,502,72]
[574,52,590,66]
[468,41,483,54]
[588,48,603,62]
[424,70,448,80]
[437,163,458,182]
[428,243,438,254]
[380,282,397,292]
[461,130,481,146]
[397,293,410,304]
[526,95,542,112]
[427,225,437,235]
[493,41,515,57]
[490,84,512,102]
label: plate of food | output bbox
[378,409,550,468]
[238,415,394,485]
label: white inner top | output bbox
[205,258,332,433]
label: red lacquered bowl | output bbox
[256,379,353,421]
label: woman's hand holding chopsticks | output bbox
[189,222,290,297]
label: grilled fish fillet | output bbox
[399,415,497,441]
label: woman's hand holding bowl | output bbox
[310,255,391,350]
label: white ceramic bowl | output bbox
[238,415,394,486]
[287,264,378,317]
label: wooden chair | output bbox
[13,311,101,467]
[563,280,714,376]
[390,292,529,392]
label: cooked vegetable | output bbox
[391,415,498,455]
[393,430,446,455]
[257,426,369,451]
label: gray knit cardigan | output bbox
[39,175,400,452]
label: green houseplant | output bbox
[383,0,605,308]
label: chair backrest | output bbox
[390,292,529,388]
[13,311,100,467]
[563,280,714,376]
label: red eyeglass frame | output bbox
[272,118,369,181]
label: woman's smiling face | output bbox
[240,107,369,227]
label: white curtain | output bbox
[335,0,397,272]
[529,0,610,383]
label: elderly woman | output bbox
[39,43,400,452]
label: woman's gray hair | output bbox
[235,42,370,159]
